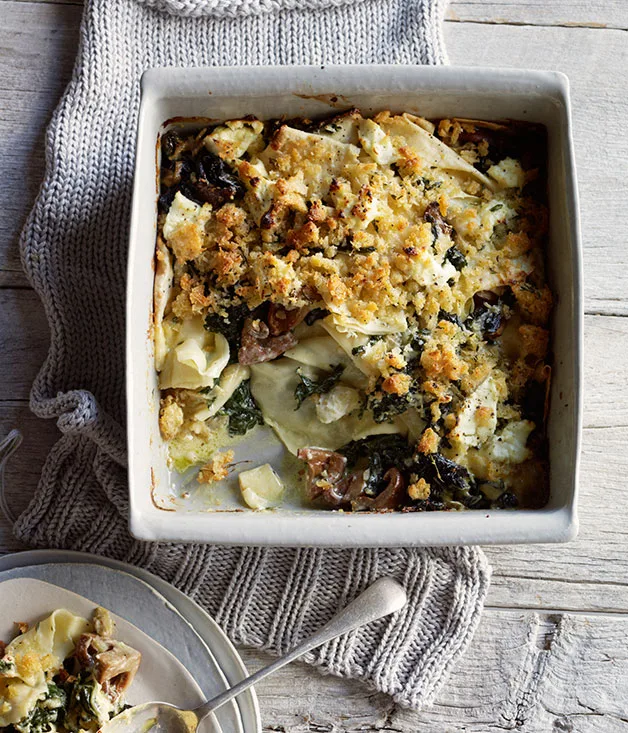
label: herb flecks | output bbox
[368,391,413,423]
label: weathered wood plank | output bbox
[0,289,50,401]
[11,0,628,30]
[583,316,628,429]
[0,403,59,552]
[241,609,628,731]
[446,22,628,317]
[0,1,81,286]
[448,0,628,30]
[484,424,628,611]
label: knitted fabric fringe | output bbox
[14,0,490,710]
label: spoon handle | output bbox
[195,576,406,722]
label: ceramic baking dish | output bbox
[126,65,582,546]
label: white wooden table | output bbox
[2,1,628,729]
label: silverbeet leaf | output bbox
[204,301,251,356]
[444,245,467,271]
[220,380,263,436]
[14,683,67,733]
[368,391,412,423]
[294,364,344,410]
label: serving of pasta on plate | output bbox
[0,607,140,733]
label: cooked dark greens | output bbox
[294,364,345,409]
[220,380,264,436]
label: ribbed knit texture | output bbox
[10,0,491,710]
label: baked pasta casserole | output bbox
[154,109,552,512]
[0,607,140,732]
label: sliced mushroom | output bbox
[297,448,348,506]
[238,318,297,365]
[371,468,406,510]
[73,633,141,701]
[192,152,245,208]
[423,201,453,238]
[267,304,308,336]
[348,468,406,511]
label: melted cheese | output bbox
[449,376,501,451]
[163,192,210,241]
[487,157,526,189]
[315,385,361,424]
[489,419,534,463]
[204,119,265,161]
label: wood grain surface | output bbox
[1,1,627,730]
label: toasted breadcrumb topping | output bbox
[155,110,552,511]
[197,450,235,484]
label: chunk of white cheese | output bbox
[489,420,534,463]
[451,376,500,449]
[204,119,265,161]
[315,385,361,424]
[407,247,458,290]
[487,157,526,189]
[163,192,205,241]
[317,110,360,144]
[239,464,284,510]
[449,196,516,244]
[358,118,397,165]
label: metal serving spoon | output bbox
[99,577,407,733]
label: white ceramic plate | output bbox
[0,551,261,733]
[0,578,208,719]
[127,65,582,546]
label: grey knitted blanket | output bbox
[10,0,491,711]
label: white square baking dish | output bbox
[126,65,582,546]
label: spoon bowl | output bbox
[101,703,204,733]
